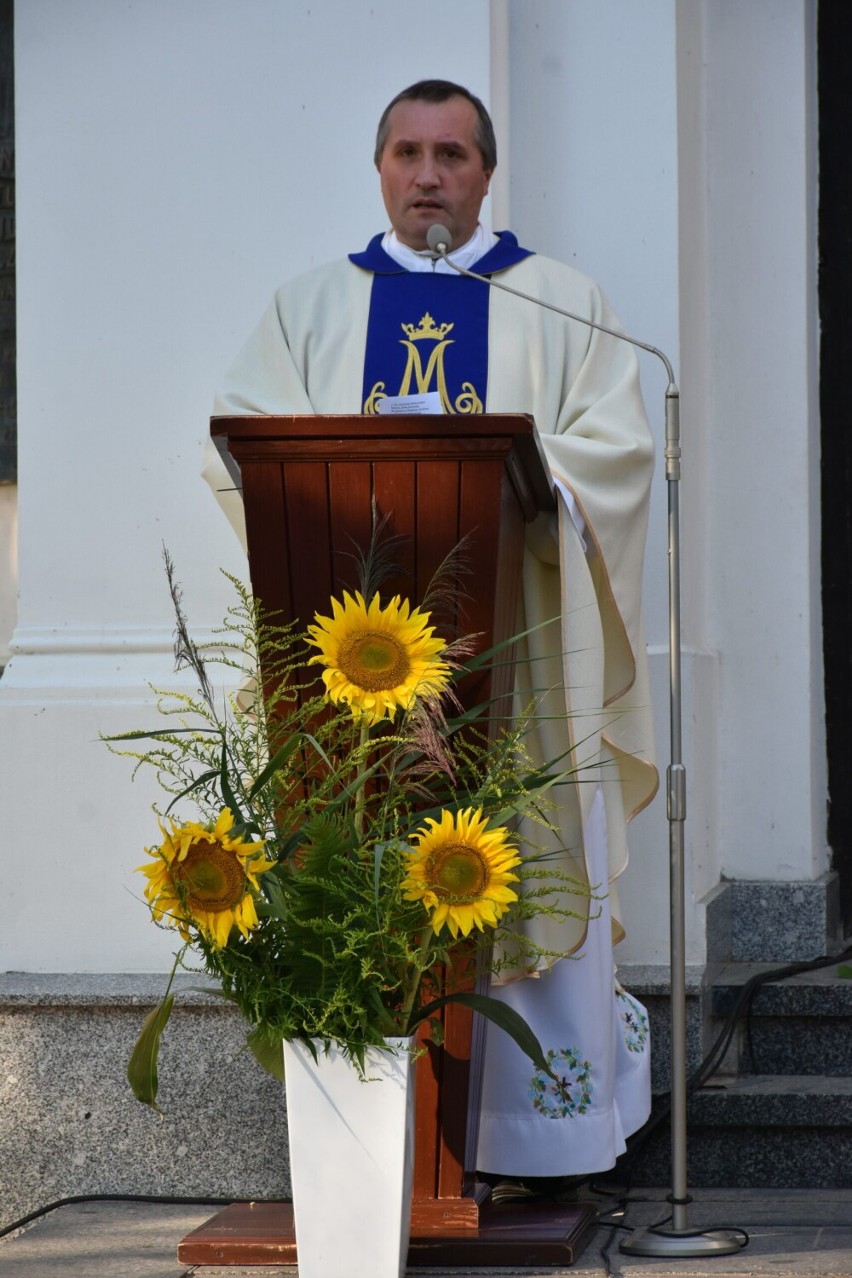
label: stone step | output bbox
[621,958,852,1084]
[617,964,705,1092]
[620,1074,852,1189]
[617,959,852,1189]
[707,960,852,1075]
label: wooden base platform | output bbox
[177,1197,598,1268]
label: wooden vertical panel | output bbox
[462,459,526,728]
[240,459,291,624]
[373,460,417,599]
[413,1020,442,1200]
[283,461,332,627]
[327,462,374,595]
[435,954,476,1197]
[415,460,462,628]
[457,459,503,639]
[490,478,526,725]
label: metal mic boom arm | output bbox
[427,230,681,484]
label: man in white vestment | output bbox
[206,80,658,1191]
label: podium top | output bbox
[211,412,555,515]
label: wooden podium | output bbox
[178,414,597,1267]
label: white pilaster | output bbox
[682,0,824,890]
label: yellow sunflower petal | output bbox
[305,590,451,724]
[136,809,273,950]
[401,806,521,937]
[211,808,236,839]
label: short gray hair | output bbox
[374,80,497,171]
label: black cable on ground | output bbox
[0,1194,281,1243]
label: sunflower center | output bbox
[429,842,489,901]
[173,840,246,914]
[338,630,411,692]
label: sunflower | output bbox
[137,808,274,949]
[306,590,451,725]
[402,807,521,938]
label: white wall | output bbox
[0,0,824,974]
[1,0,492,972]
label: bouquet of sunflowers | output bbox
[109,541,585,1110]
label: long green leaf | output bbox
[412,990,554,1077]
[301,732,389,804]
[127,995,175,1112]
[102,727,219,742]
[247,1026,286,1082]
[456,615,563,675]
[164,768,221,815]
[372,841,387,903]
[247,733,302,799]
[218,738,244,824]
[487,766,578,826]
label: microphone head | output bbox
[426,224,453,255]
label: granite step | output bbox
[620,1074,852,1189]
[707,960,852,1075]
[617,964,705,1093]
[614,959,852,1189]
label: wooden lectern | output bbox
[178,414,597,1267]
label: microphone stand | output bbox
[431,229,745,1258]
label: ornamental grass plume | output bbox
[106,541,590,1110]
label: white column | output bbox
[681,0,824,892]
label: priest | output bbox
[206,79,658,1190]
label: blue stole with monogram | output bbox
[349,232,534,415]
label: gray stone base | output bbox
[704,873,843,965]
[0,975,290,1233]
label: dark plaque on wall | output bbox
[0,0,14,484]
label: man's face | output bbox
[377,96,493,251]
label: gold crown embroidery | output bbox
[401,312,454,341]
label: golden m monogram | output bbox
[363,312,483,415]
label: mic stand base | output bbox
[620,1225,746,1258]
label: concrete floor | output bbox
[1,1189,852,1278]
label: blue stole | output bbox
[349,232,534,416]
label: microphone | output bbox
[426,223,453,256]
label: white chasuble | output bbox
[208,231,658,1175]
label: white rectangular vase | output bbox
[283,1036,415,1278]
